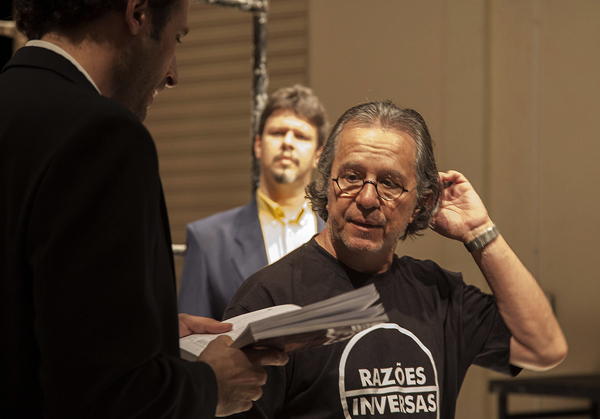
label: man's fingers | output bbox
[215,399,254,417]
[199,335,234,354]
[251,386,264,401]
[178,313,233,337]
[214,383,264,416]
[244,348,289,366]
[190,315,232,334]
[203,341,284,416]
[200,318,233,334]
[212,335,235,346]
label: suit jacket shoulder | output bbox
[179,196,326,319]
[179,197,268,319]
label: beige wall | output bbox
[309,0,600,417]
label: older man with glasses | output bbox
[223,100,567,419]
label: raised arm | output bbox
[431,170,567,371]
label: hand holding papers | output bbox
[180,284,388,360]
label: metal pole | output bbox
[0,20,15,38]
[170,0,269,257]
[251,8,268,191]
[197,0,268,192]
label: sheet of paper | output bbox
[179,305,300,358]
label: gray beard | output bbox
[328,215,405,257]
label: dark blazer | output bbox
[0,46,216,418]
[178,196,325,320]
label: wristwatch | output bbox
[464,224,499,252]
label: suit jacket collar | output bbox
[3,46,98,93]
[230,195,326,281]
[231,196,269,281]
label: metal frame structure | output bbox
[171,0,270,256]
[0,20,14,37]
[1,12,26,50]
[199,0,269,192]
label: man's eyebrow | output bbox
[267,124,312,133]
[337,162,361,172]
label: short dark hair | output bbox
[306,100,440,240]
[15,0,181,40]
[257,84,329,148]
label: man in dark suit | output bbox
[0,1,286,417]
[178,85,328,320]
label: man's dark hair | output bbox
[15,0,181,40]
[257,84,329,148]
[306,100,440,240]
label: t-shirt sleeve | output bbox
[223,267,281,320]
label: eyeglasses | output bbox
[332,169,410,201]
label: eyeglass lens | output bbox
[335,171,405,200]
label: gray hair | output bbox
[306,100,439,240]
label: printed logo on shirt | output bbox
[338,324,439,418]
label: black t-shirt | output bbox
[225,237,519,419]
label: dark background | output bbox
[1,1,14,69]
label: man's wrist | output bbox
[464,223,500,252]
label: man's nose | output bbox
[165,56,179,88]
[281,131,294,148]
[355,181,381,209]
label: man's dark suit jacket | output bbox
[178,196,325,320]
[0,46,217,418]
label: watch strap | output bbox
[464,224,499,252]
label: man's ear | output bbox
[313,146,323,169]
[125,0,150,35]
[253,134,262,160]
[410,190,435,223]
[409,206,420,224]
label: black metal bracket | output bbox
[198,0,269,191]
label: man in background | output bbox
[0,1,286,417]
[224,101,567,418]
[179,85,328,320]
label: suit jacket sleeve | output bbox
[27,109,217,418]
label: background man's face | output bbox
[326,124,419,259]
[255,109,320,187]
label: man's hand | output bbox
[178,313,232,338]
[199,336,289,416]
[430,170,494,243]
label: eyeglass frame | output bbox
[331,170,411,201]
